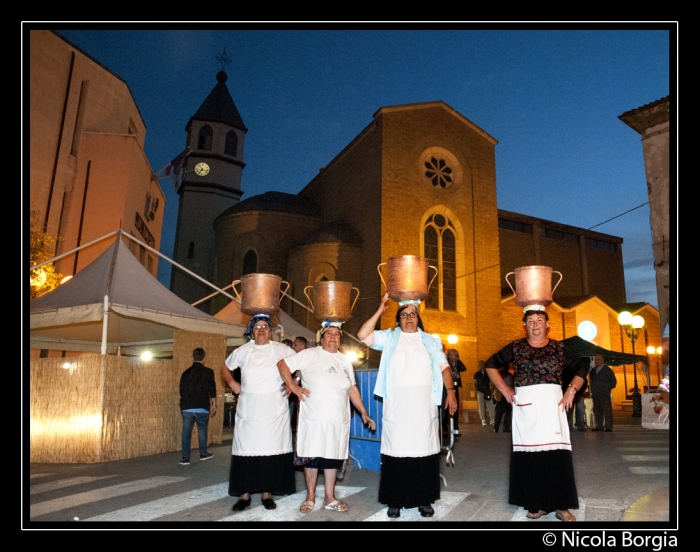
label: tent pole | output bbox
[120,232,236,301]
[101,295,109,355]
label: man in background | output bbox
[179,347,217,465]
[589,354,617,432]
[289,336,308,428]
[474,360,495,426]
[442,349,466,436]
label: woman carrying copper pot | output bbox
[485,305,587,522]
[278,321,375,514]
[357,294,457,519]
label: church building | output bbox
[170,70,661,407]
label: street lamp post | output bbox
[618,311,644,417]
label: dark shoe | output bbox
[419,505,434,517]
[387,507,401,518]
[504,429,511,432]
[232,498,251,511]
[577,427,585,431]
[592,428,600,432]
[262,497,277,510]
[179,457,190,465]
[604,429,612,432]
[199,452,214,461]
[494,428,499,433]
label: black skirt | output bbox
[302,457,344,470]
[509,449,579,513]
[378,453,441,509]
[228,452,296,497]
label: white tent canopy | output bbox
[30,236,246,354]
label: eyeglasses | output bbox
[254,325,270,330]
[400,312,418,319]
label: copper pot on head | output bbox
[505,265,563,307]
[304,281,360,322]
[232,273,290,315]
[377,255,438,302]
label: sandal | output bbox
[299,500,315,513]
[323,500,349,512]
[526,510,546,519]
[555,510,577,522]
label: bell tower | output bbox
[170,59,247,307]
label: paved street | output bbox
[27,418,672,526]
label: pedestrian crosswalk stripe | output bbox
[616,441,669,445]
[31,476,120,496]
[30,476,188,519]
[629,466,670,474]
[85,483,229,521]
[621,455,668,461]
[362,492,468,521]
[220,486,366,522]
[617,447,669,452]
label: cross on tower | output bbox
[216,47,232,72]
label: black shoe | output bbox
[262,497,277,510]
[179,457,190,465]
[577,427,585,431]
[200,452,214,461]
[592,428,600,432]
[494,428,499,433]
[232,498,251,511]
[604,429,612,432]
[387,507,400,518]
[419,505,434,517]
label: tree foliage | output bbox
[30,231,63,299]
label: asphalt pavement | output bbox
[27,414,672,526]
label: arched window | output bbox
[198,125,213,151]
[424,213,456,311]
[242,250,257,275]
[224,130,238,156]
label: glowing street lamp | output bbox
[447,334,458,345]
[618,311,644,417]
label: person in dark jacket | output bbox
[179,348,217,465]
[442,349,467,435]
[589,354,617,432]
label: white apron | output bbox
[231,343,292,456]
[511,383,571,452]
[289,348,354,459]
[381,332,439,457]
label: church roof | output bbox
[186,71,247,132]
[216,191,321,219]
[303,221,362,245]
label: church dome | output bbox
[215,191,321,221]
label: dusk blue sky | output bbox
[46,27,673,309]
